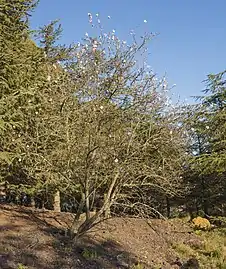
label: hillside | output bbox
[1,205,225,269]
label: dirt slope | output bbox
[0,205,201,268]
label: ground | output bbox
[0,205,225,269]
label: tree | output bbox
[0,0,43,173]
[41,26,186,237]
[0,1,72,211]
[199,71,226,173]
[184,70,226,216]
[1,4,187,238]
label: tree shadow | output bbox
[1,205,149,268]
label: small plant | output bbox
[210,216,226,227]
[194,229,202,236]
[130,262,145,269]
[172,243,195,256]
[216,261,226,269]
[152,264,162,269]
[82,248,98,259]
[17,264,27,269]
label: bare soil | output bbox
[0,204,202,268]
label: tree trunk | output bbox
[70,193,85,236]
[166,197,170,218]
[53,190,61,212]
[30,197,35,208]
[0,181,6,202]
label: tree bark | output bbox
[53,190,61,212]
[166,197,170,218]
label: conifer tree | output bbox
[185,70,226,216]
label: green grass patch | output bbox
[172,227,226,268]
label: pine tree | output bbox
[0,0,43,164]
[0,1,67,207]
[195,70,226,174]
[186,70,226,216]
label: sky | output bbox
[30,0,226,103]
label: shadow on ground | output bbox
[0,205,148,269]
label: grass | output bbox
[81,248,98,259]
[172,227,226,268]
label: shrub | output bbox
[192,217,211,230]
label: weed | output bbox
[194,230,202,235]
[216,261,226,269]
[173,228,226,269]
[130,262,145,269]
[17,264,27,269]
[82,248,98,259]
[172,243,195,257]
[152,264,162,269]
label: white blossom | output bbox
[88,13,92,24]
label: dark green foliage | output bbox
[183,70,226,217]
[35,19,74,63]
[0,0,43,165]
[191,70,226,174]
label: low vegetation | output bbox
[172,227,226,268]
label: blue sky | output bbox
[30,0,226,103]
